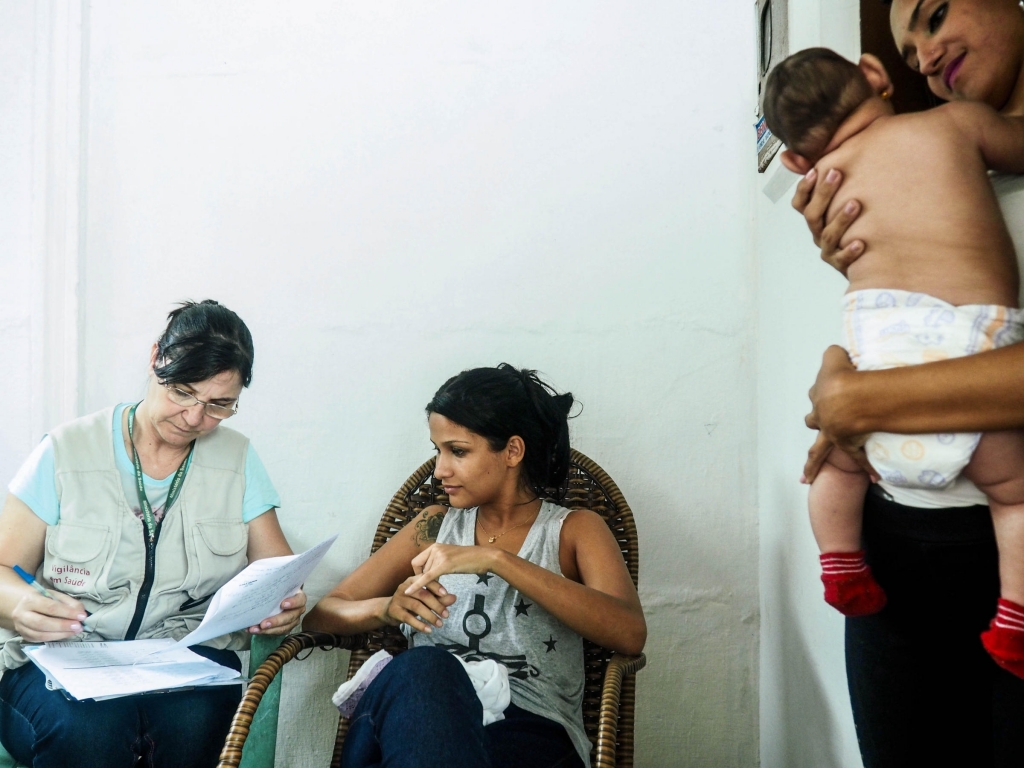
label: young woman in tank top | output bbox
[304,364,646,768]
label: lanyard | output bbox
[127,403,193,544]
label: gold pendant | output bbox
[488,536,497,543]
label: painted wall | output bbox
[0,1,38,484]
[2,1,761,765]
[755,1,865,766]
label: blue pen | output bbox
[13,565,92,633]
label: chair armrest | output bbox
[594,653,646,768]
[217,632,369,768]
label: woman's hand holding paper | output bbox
[247,588,308,635]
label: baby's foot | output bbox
[820,551,887,617]
[981,598,1024,680]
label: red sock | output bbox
[820,551,887,617]
[981,598,1024,679]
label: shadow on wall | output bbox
[770,540,846,768]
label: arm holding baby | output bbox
[944,101,1024,174]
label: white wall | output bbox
[0,1,37,483]
[755,1,864,766]
[2,1,761,765]
[1,0,87,481]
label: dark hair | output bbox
[763,47,874,160]
[426,364,575,497]
[154,300,255,387]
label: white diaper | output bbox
[843,289,1024,490]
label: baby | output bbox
[764,48,1024,677]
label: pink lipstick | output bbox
[943,53,965,91]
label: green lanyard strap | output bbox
[127,403,194,544]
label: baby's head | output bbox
[764,48,889,165]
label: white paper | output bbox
[165,534,337,651]
[37,640,199,669]
[24,639,241,701]
[20,536,338,699]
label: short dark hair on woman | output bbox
[763,47,874,160]
[154,300,255,387]
[426,364,575,497]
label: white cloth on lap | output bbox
[332,649,510,725]
[458,655,511,726]
[332,649,394,719]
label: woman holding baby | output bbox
[795,1,1024,766]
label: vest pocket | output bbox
[185,521,249,607]
[179,593,213,612]
[44,523,111,601]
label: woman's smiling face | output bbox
[890,0,1024,110]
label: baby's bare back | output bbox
[821,110,1019,307]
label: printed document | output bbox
[166,534,338,650]
[21,534,337,700]
[24,639,240,701]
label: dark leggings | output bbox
[846,490,1024,768]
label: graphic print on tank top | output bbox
[404,501,591,766]
[433,589,543,681]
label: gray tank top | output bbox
[406,501,590,765]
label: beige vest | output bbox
[0,406,251,669]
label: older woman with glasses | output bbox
[0,300,305,768]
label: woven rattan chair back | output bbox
[334,449,640,767]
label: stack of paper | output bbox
[25,639,240,701]
[22,535,339,701]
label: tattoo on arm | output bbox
[412,509,446,546]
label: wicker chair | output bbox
[217,449,645,768]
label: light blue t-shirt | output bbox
[8,404,279,526]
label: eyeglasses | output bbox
[162,383,239,420]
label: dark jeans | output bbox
[342,646,585,768]
[0,645,242,768]
[847,490,1024,768]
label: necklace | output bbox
[477,506,540,544]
